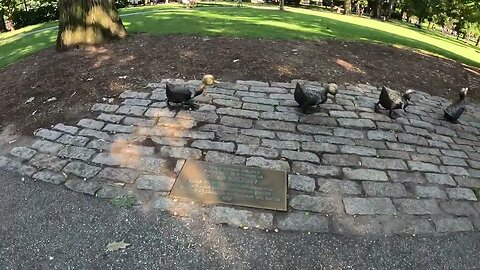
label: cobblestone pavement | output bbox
[2,79,480,236]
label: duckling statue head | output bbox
[200,74,218,95]
[459,87,468,99]
[325,83,338,96]
[444,87,468,123]
[403,89,415,102]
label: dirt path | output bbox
[0,34,478,135]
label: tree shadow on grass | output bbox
[124,7,480,68]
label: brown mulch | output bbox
[1,34,479,135]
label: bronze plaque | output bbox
[170,160,287,211]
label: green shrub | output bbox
[12,4,58,29]
[116,0,131,8]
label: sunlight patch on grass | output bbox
[0,4,479,68]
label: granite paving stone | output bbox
[394,199,441,215]
[205,151,246,165]
[317,178,362,195]
[98,167,140,184]
[446,188,477,201]
[332,128,364,139]
[246,157,290,171]
[361,157,407,170]
[58,146,96,161]
[64,179,102,196]
[63,161,101,178]
[32,170,67,185]
[282,150,319,162]
[77,119,105,130]
[29,153,69,171]
[237,145,279,158]
[434,218,474,232]
[288,175,316,192]
[56,134,89,147]
[34,129,63,140]
[91,103,119,113]
[136,175,176,192]
[53,123,79,134]
[425,173,457,186]
[292,162,340,177]
[10,147,36,160]
[362,182,408,198]
[440,166,470,176]
[343,198,396,215]
[290,195,341,214]
[439,201,478,216]
[343,168,388,181]
[413,185,448,199]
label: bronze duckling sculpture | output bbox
[166,74,217,108]
[374,86,415,119]
[444,87,468,123]
[294,82,338,113]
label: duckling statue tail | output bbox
[294,82,309,111]
[444,87,468,123]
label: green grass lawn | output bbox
[1,3,479,68]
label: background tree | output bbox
[344,0,352,15]
[0,0,17,30]
[56,0,127,51]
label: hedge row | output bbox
[9,1,128,29]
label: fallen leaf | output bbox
[106,241,131,252]
[107,182,125,187]
[25,97,35,104]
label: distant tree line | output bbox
[0,0,58,31]
[332,0,479,45]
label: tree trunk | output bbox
[375,2,381,18]
[56,0,127,51]
[279,0,284,11]
[387,0,395,18]
[344,0,351,15]
[476,36,479,47]
[0,12,6,32]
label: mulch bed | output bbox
[1,33,479,135]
